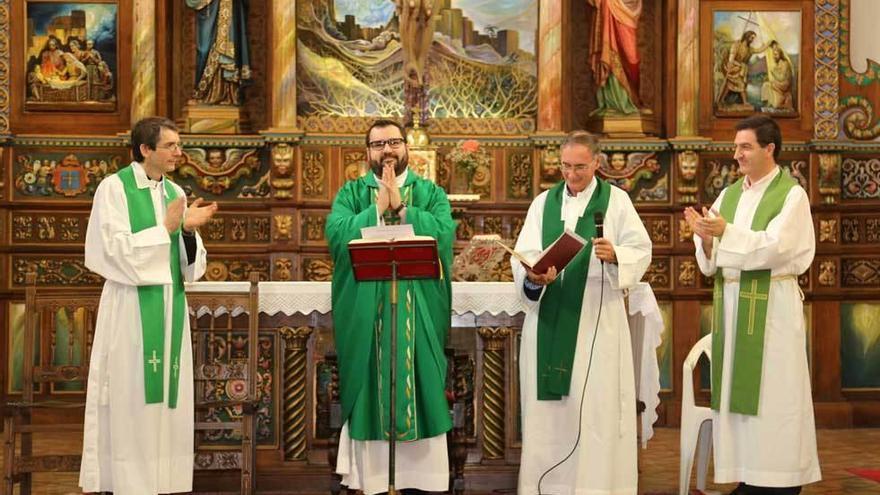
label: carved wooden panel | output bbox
[841,156,880,201]
[641,214,673,248]
[299,210,328,246]
[11,148,127,201]
[203,258,270,282]
[11,256,103,287]
[841,258,880,287]
[505,149,533,202]
[301,256,333,282]
[11,212,88,244]
[299,148,330,201]
[840,214,880,244]
[643,256,671,290]
[201,213,271,244]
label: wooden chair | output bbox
[2,272,99,495]
[188,272,260,495]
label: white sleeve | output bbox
[84,176,172,286]
[715,186,814,274]
[694,192,725,276]
[512,192,549,311]
[603,189,652,290]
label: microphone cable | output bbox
[537,260,606,495]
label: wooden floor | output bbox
[3,427,879,494]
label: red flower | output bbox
[461,139,480,153]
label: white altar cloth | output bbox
[185,280,663,444]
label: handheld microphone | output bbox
[594,211,604,238]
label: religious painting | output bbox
[841,302,880,390]
[6,302,87,394]
[24,2,118,111]
[597,151,670,203]
[295,0,538,134]
[657,302,673,392]
[712,10,800,117]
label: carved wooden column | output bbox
[537,0,563,132]
[0,0,10,135]
[131,0,156,121]
[675,0,699,136]
[280,326,312,461]
[478,326,510,460]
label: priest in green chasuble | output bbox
[326,119,455,494]
[79,117,218,494]
[686,115,820,494]
[513,131,652,494]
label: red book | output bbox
[496,230,588,275]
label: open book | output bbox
[495,230,588,275]
[348,225,440,280]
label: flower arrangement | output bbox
[447,139,491,179]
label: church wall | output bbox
[0,0,878,490]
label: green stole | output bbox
[711,168,797,415]
[117,165,186,408]
[537,179,610,400]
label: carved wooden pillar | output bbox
[0,0,10,135]
[478,326,510,460]
[675,0,699,136]
[131,0,156,122]
[280,326,312,461]
[537,0,563,132]
[264,0,301,132]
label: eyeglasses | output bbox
[157,142,182,152]
[561,162,592,173]
[368,138,406,151]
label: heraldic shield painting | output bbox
[25,2,118,111]
[712,10,801,117]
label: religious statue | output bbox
[588,0,643,115]
[186,0,252,105]
[393,0,435,89]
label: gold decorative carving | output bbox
[0,0,9,135]
[206,218,225,241]
[677,151,699,204]
[841,217,860,243]
[303,258,333,281]
[177,148,262,195]
[455,214,475,241]
[280,325,313,461]
[477,326,510,460]
[678,260,696,287]
[271,144,295,199]
[302,150,326,198]
[814,0,840,139]
[483,216,503,236]
[343,151,368,182]
[274,215,293,240]
[274,258,293,281]
[818,154,841,205]
[302,214,325,242]
[649,217,670,245]
[203,260,269,282]
[818,260,836,287]
[539,146,562,191]
[643,258,670,289]
[866,219,880,243]
[679,218,693,243]
[842,259,880,286]
[251,217,270,242]
[12,257,103,286]
[819,219,837,243]
[507,152,533,199]
[231,218,247,241]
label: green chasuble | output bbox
[117,165,186,408]
[537,179,610,400]
[326,171,455,441]
[711,169,797,415]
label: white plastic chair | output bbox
[679,334,714,495]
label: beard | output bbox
[370,151,408,177]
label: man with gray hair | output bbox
[513,130,652,494]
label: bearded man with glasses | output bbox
[325,118,456,494]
